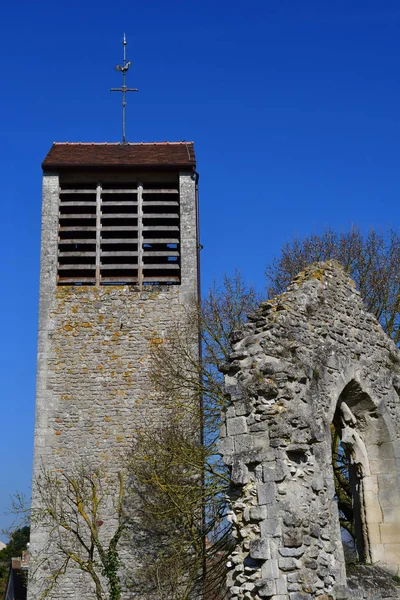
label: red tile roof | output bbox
[42,142,196,169]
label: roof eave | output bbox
[42,162,196,171]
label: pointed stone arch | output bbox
[331,379,400,571]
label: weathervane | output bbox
[110,34,138,144]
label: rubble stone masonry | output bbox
[220,262,400,600]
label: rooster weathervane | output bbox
[110,34,138,143]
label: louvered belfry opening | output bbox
[57,176,181,286]
[43,141,196,286]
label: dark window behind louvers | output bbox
[57,182,97,284]
[57,180,180,286]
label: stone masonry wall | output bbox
[37,283,184,461]
[220,262,400,600]
[28,171,198,599]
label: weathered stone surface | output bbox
[227,416,248,436]
[220,262,400,599]
[29,171,198,600]
[346,564,400,598]
[250,538,271,560]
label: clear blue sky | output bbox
[1,0,400,537]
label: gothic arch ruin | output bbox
[220,261,400,600]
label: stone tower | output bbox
[29,142,199,599]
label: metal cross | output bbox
[110,34,138,144]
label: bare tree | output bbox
[29,466,127,600]
[266,226,400,344]
[129,272,261,599]
[129,419,206,600]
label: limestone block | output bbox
[382,506,400,523]
[368,443,395,460]
[279,546,305,558]
[275,576,288,594]
[370,458,398,475]
[363,475,378,493]
[250,506,267,521]
[231,460,250,485]
[370,543,385,563]
[278,557,299,571]
[235,433,255,454]
[288,583,302,592]
[377,474,400,506]
[257,579,276,597]
[261,518,282,537]
[252,431,270,447]
[263,460,287,483]
[249,538,270,560]
[382,544,400,572]
[261,559,279,579]
[309,523,321,538]
[218,436,234,455]
[226,405,236,419]
[311,473,325,492]
[242,582,255,591]
[225,375,239,393]
[380,523,400,544]
[263,464,277,482]
[367,522,381,545]
[227,416,248,436]
[257,482,276,505]
[332,587,350,600]
[368,504,385,525]
[364,490,383,523]
[235,399,253,416]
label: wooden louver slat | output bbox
[57,181,181,286]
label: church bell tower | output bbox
[29,35,200,597]
[29,139,199,598]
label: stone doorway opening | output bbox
[331,379,400,572]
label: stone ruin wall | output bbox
[219,262,400,600]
